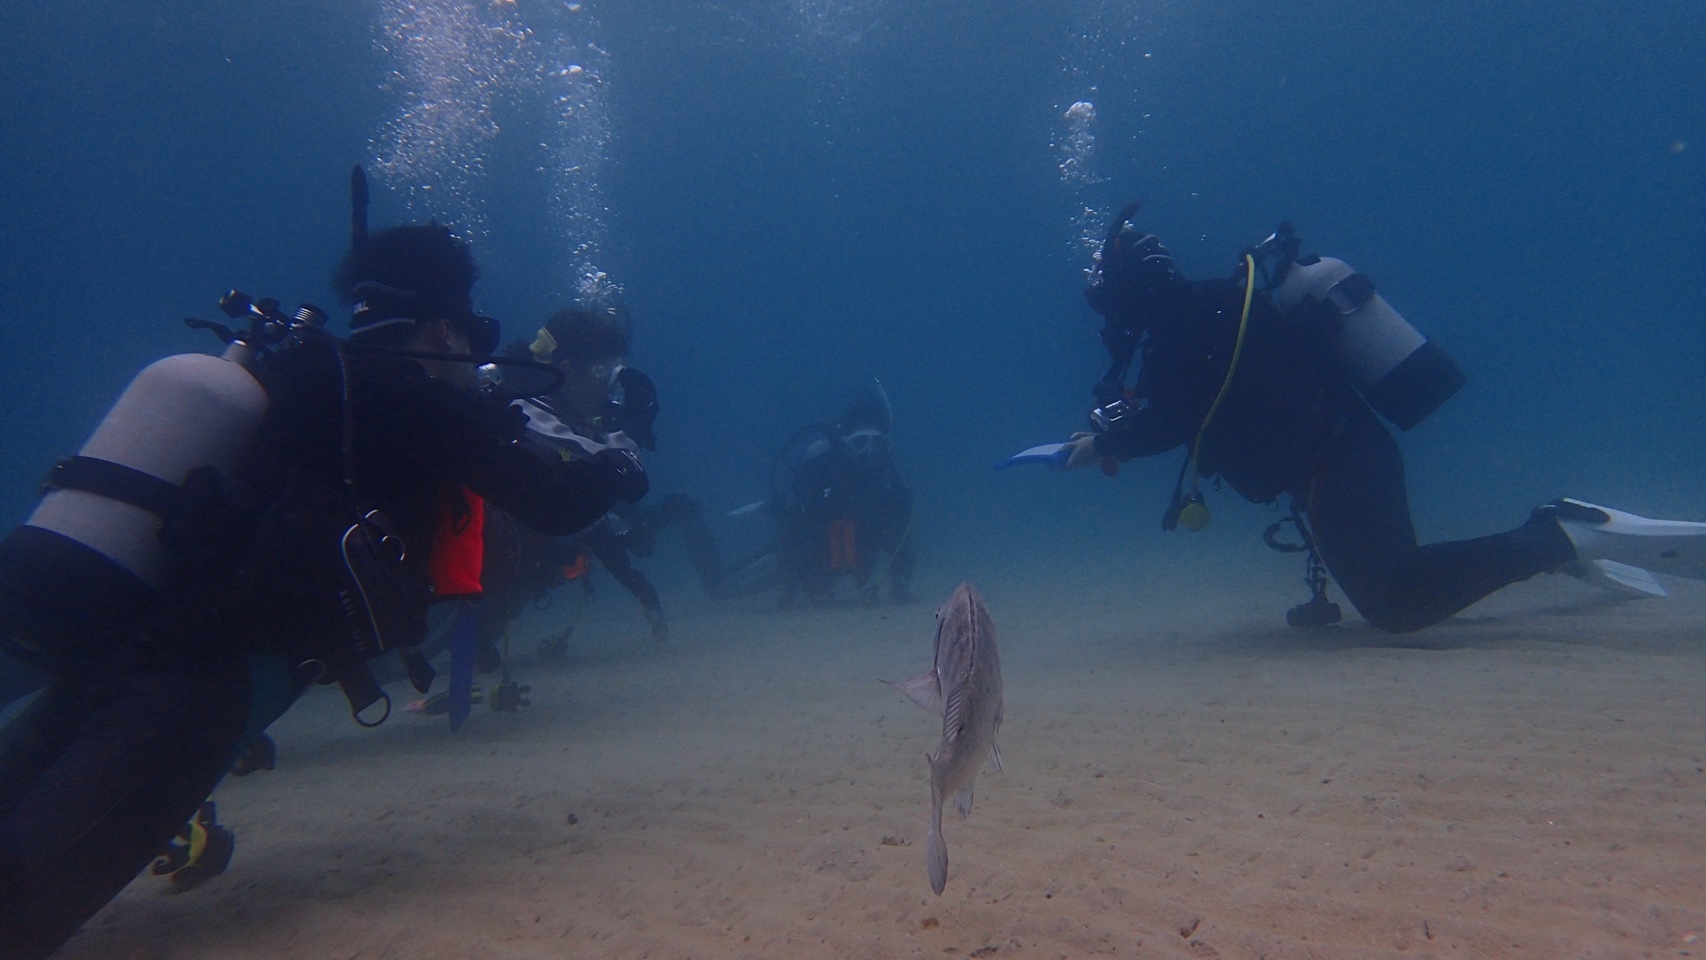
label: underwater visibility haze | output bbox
[4,0,1701,550]
[1,0,1704,956]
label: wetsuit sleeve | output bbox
[1090,343,1212,461]
[428,384,635,537]
[1091,287,1236,462]
[458,439,631,536]
[1091,402,1191,460]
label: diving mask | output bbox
[840,427,891,462]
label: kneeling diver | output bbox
[1047,203,1705,632]
[674,379,918,607]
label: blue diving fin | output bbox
[996,442,1070,470]
[446,602,480,732]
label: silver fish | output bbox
[886,582,1004,895]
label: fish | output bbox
[885,582,1004,895]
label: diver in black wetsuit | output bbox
[1056,204,1577,633]
[510,306,672,645]
[778,396,917,606]
[0,222,646,958]
[673,380,917,608]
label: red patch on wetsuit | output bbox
[429,486,485,599]
[827,518,859,572]
[562,554,590,581]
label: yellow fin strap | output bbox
[186,819,209,864]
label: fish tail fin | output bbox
[927,777,948,896]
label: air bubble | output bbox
[370,0,616,294]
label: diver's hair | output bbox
[545,307,630,363]
[331,223,480,308]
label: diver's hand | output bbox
[1061,432,1101,471]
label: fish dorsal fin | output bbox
[885,671,943,715]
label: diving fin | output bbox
[996,442,1070,470]
[1566,558,1669,598]
[446,602,480,732]
[152,801,235,888]
[1554,498,1706,583]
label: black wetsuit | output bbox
[475,499,667,660]
[1091,278,1573,633]
[672,440,917,606]
[513,396,670,634]
[0,344,638,958]
[580,503,665,615]
[779,440,916,604]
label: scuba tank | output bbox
[1259,223,1466,430]
[0,295,295,666]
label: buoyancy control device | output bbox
[1255,222,1465,430]
[0,293,431,692]
[0,295,285,665]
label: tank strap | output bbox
[1325,272,1377,314]
[46,456,180,519]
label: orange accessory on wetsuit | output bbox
[429,486,485,599]
[562,553,590,581]
[827,517,859,572]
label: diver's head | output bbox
[829,379,894,468]
[333,224,500,372]
[529,306,657,447]
[532,306,629,417]
[533,306,631,367]
[835,379,894,435]
[1084,202,1185,344]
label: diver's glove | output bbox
[595,447,650,503]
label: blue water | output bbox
[2,0,1702,587]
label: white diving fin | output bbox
[1570,559,1669,598]
[1555,498,1706,586]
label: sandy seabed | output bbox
[59,564,1706,960]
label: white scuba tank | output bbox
[1272,256,1465,430]
[0,343,268,658]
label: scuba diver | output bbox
[509,305,672,648]
[675,379,918,607]
[0,174,647,958]
[402,304,666,723]
[1048,201,1706,633]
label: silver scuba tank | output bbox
[1272,255,1465,430]
[0,341,269,662]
